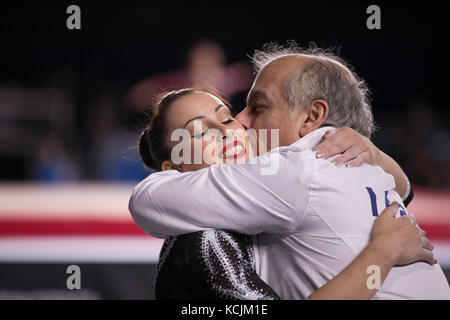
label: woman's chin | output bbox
[219,155,248,165]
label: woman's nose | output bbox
[215,123,228,139]
[236,108,251,129]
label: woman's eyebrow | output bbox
[214,104,226,112]
[183,115,206,128]
[183,104,227,128]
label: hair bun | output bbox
[138,127,158,170]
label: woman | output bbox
[138,87,419,300]
[140,87,280,299]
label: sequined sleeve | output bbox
[155,230,280,300]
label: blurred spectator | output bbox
[32,134,81,181]
[376,96,450,189]
[124,38,253,112]
[86,88,151,181]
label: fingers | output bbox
[345,152,369,168]
[314,127,375,167]
[314,128,352,159]
[323,129,336,137]
[399,214,417,226]
[408,213,418,227]
[314,141,347,160]
[378,202,399,218]
[409,215,418,227]
[418,227,427,237]
[420,249,437,265]
[331,147,360,166]
[421,237,434,251]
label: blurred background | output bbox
[0,1,449,299]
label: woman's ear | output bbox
[298,99,330,137]
[161,160,179,171]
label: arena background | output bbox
[0,1,449,299]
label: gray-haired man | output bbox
[130,43,450,299]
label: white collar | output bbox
[289,126,336,151]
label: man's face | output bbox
[236,56,305,153]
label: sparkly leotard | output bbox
[155,230,280,300]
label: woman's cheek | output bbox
[201,139,218,165]
[244,135,255,160]
[182,140,214,171]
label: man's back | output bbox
[129,126,450,300]
[253,153,450,299]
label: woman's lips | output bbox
[222,140,246,160]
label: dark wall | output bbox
[2,1,449,108]
[1,1,449,183]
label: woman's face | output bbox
[163,91,254,172]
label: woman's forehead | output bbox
[169,91,227,125]
[180,91,224,108]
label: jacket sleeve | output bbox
[129,149,315,238]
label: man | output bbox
[129,43,450,299]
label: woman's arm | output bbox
[375,150,412,205]
[159,230,281,300]
[309,203,435,300]
[313,127,411,202]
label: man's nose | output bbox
[236,107,252,129]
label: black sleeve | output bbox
[403,184,414,207]
[155,230,280,300]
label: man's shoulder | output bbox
[266,143,317,161]
[267,126,336,157]
[312,160,395,190]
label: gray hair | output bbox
[252,41,375,137]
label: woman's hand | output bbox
[313,127,411,199]
[313,127,380,167]
[370,203,436,267]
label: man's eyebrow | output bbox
[183,104,226,128]
[246,90,270,104]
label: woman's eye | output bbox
[222,118,234,125]
[192,131,207,139]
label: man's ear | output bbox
[298,99,329,137]
[161,160,178,171]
